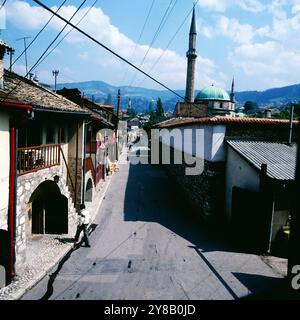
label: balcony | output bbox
[17,144,60,176]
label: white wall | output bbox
[225,147,260,220]
[211,125,226,162]
[158,124,226,162]
[0,111,10,230]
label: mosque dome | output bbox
[195,85,230,102]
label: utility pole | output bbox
[115,89,121,161]
[288,103,294,145]
[16,36,31,77]
[52,70,59,92]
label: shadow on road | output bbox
[124,163,250,253]
[123,163,288,299]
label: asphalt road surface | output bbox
[22,159,283,300]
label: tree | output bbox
[274,103,300,120]
[156,98,164,117]
[243,101,258,114]
[147,100,154,115]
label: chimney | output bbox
[0,40,12,90]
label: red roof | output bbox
[156,116,299,128]
[0,91,32,110]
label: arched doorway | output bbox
[85,178,93,202]
[30,181,68,234]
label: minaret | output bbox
[230,77,235,103]
[185,8,197,103]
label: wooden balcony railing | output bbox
[17,144,60,176]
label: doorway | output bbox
[30,180,68,234]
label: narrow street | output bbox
[22,152,283,300]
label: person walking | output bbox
[74,204,91,247]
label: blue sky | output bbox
[1,0,300,93]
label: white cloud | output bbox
[198,16,256,44]
[198,0,265,13]
[217,16,254,44]
[229,41,300,87]
[5,1,220,90]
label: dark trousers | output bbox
[74,224,90,246]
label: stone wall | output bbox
[162,145,226,222]
[174,102,208,117]
[15,165,76,270]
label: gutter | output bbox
[32,106,90,117]
[0,102,32,110]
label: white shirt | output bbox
[80,208,91,225]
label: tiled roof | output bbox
[3,70,90,114]
[156,116,298,128]
[226,139,297,180]
[90,110,115,127]
[0,90,31,106]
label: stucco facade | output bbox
[0,111,10,231]
[225,147,260,220]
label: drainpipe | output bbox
[8,123,17,279]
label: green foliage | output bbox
[147,100,154,115]
[143,119,155,135]
[243,101,258,113]
[127,106,137,117]
[274,103,300,120]
[156,98,164,117]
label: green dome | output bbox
[195,85,230,102]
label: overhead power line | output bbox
[0,0,68,81]
[35,0,99,70]
[129,0,178,87]
[31,0,185,100]
[120,0,156,86]
[0,0,7,11]
[1,0,87,102]
[138,0,199,87]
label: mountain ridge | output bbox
[56,81,300,112]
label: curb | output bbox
[12,244,73,300]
